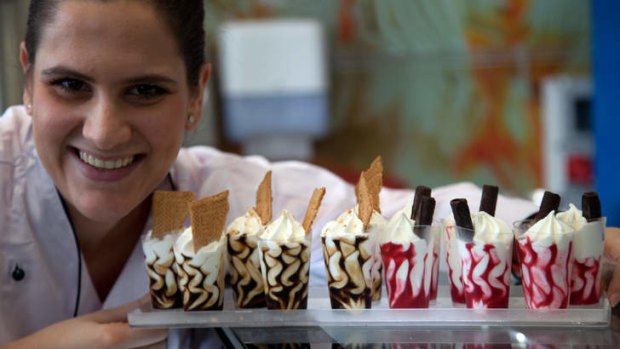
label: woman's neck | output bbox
[66,195,152,302]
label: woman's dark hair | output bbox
[24,0,206,87]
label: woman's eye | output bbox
[128,85,168,100]
[51,78,89,93]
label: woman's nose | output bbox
[82,98,132,150]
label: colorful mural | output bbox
[204,0,590,197]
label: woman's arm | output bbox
[605,227,620,307]
[1,296,166,349]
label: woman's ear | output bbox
[20,42,33,115]
[185,63,212,130]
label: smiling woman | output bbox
[23,0,206,228]
[0,0,212,348]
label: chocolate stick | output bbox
[413,197,436,239]
[414,196,436,226]
[534,191,561,222]
[411,185,431,220]
[479,185,499,216]
[451,198,474,241]
[582,192,602,222]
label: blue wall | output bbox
[592,0,620,226]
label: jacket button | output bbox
[12,265,25,281]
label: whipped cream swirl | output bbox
[261,210,306,242]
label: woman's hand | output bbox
[605,227,620,307]
[3,296,167,349]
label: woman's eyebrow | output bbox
[41,66,92,81]
[40,66,178,86]
[124,75,178,86]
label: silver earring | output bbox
[27,103,32,111]
[187,114,195,125]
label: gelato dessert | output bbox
[380,209,437,308]
[557,200,605,305]
[442,213,465,305]
[515,211,575,309]
[174,191,229,311]
[412,190,439,302]
[443,185,499,306]
[143,191,195,309]
[226,171,272,308]
[259,188,325,310]
[321,208,374,309]
[457,211,513,309]
[512,190,561,282]
[357,156,385,302]
[367,209,387,302]
[321,175,375,309]
[226,208,266,308]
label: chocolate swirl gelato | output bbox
[258,210,311,310]
[174,228,226,311]
[143,231,183,309]
[321,208,374,309]
[227,209,266,308]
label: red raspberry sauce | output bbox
[462,243,510,308]
[445,226,465,304]
[381,242,429,308]
[570,256,601,305]
[430,249,439,301]
[517,237,573,309]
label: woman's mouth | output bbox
[78,150,136,170]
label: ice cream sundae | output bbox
[226,171,272,308]
[143,191,195,309]
[380,196,437,308]
[558,192,605,305]
[174,191,229,311]
[259,187,325,310]
[452,198,513,309]
[321,177,374,309]
[515,209,575,309]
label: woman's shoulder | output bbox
[0,105,32,159]
[174,146,349,185]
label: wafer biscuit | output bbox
[363,156,383,213]
[354,172,363,207]
[152,191,195,238]
[358,176,373,231]
[302,187,326,233]
[256,171,273,225]
[190,191,229,252]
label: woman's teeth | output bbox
[79,151,134,170]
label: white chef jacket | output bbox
[0,105,538,345]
